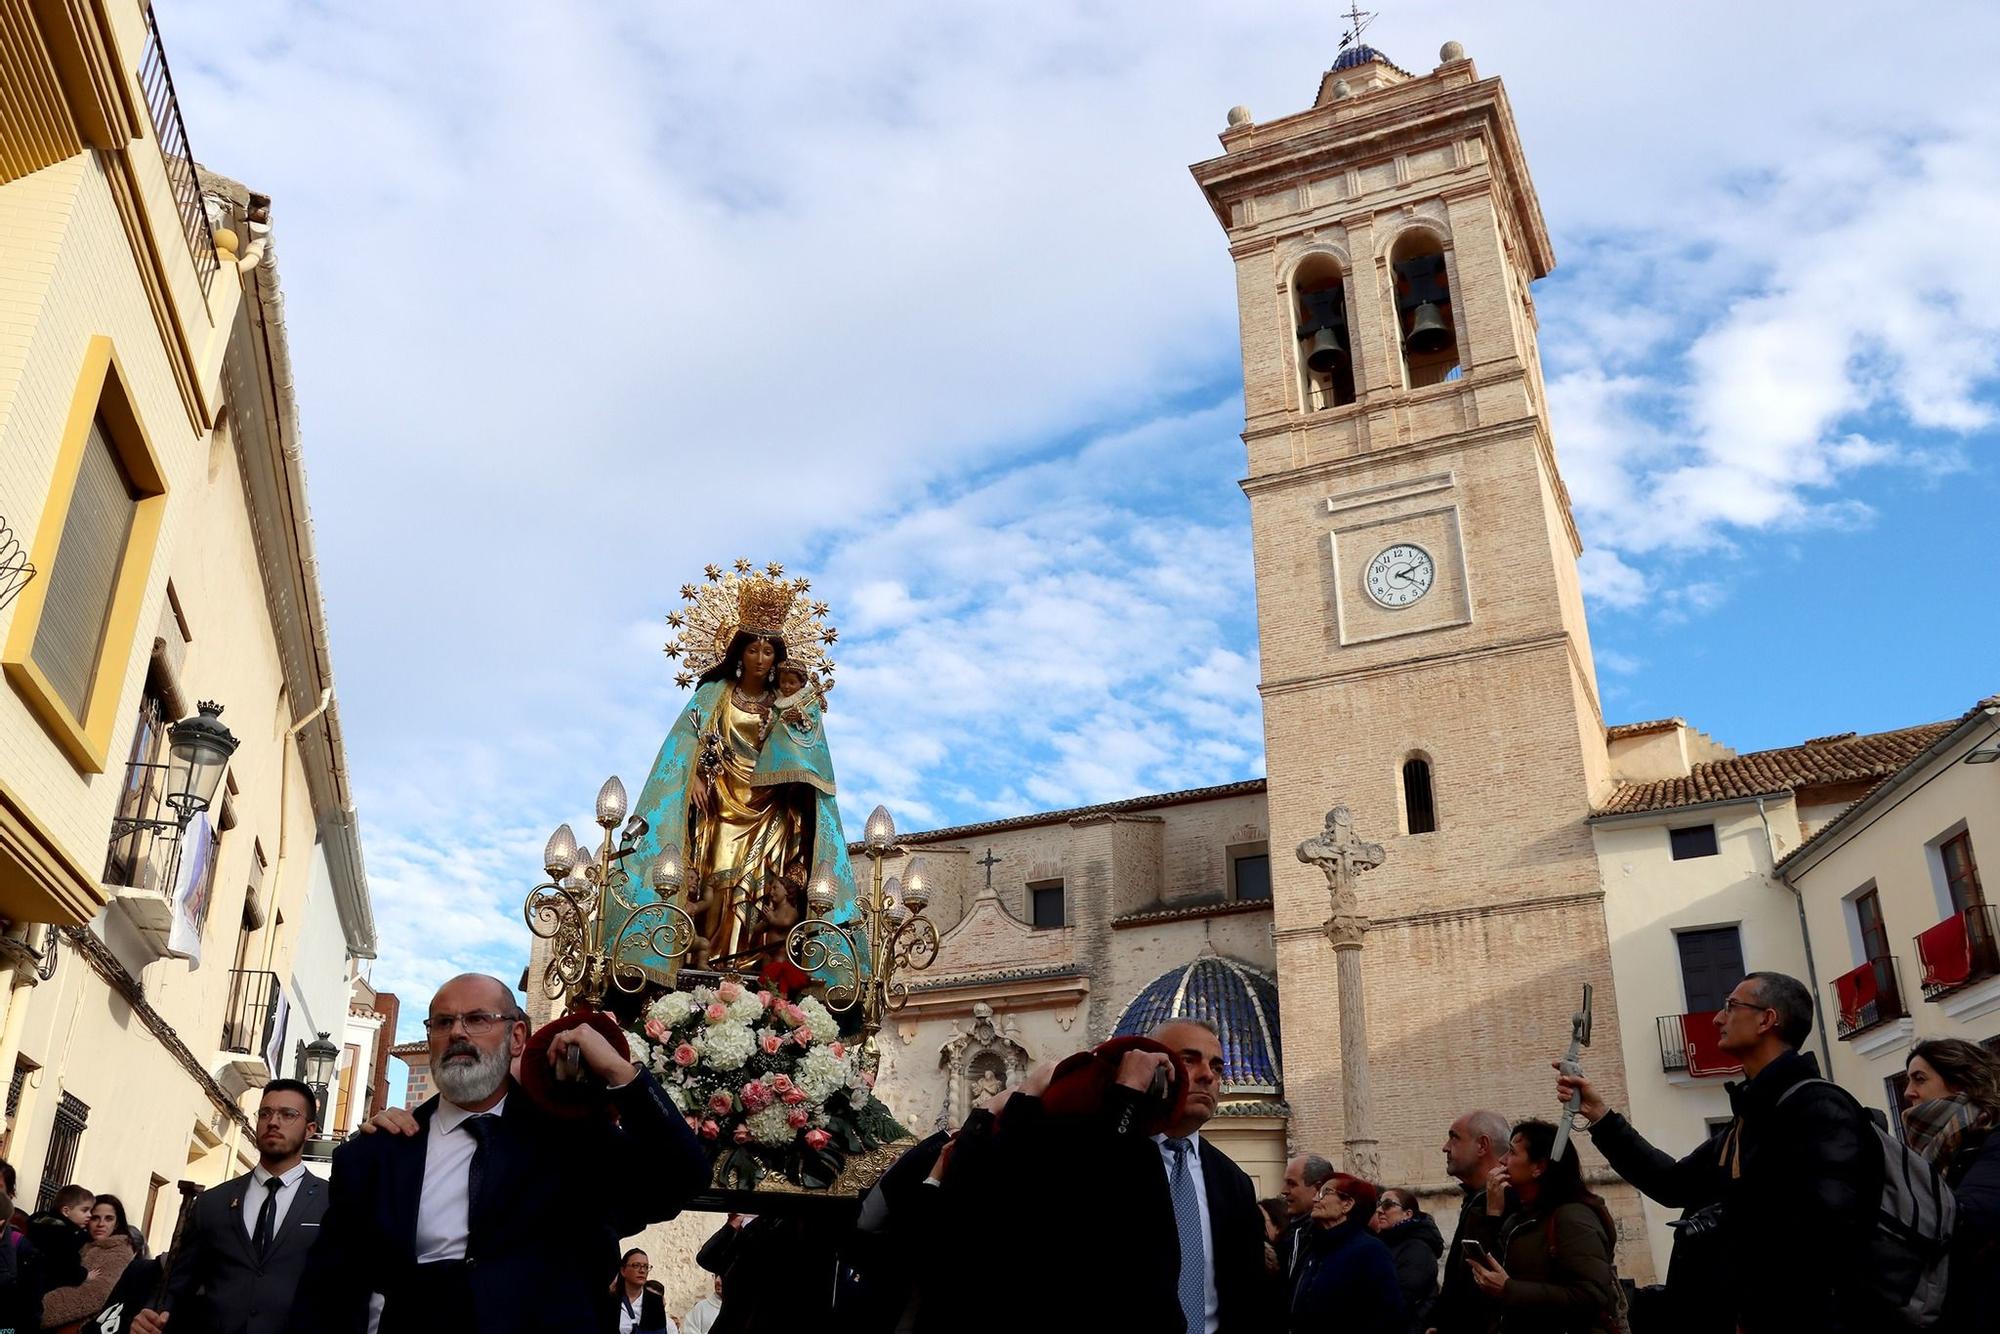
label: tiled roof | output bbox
[1112,898,1274,929]
[906,964,1087,994]
[1596,716,1965,818]
[1213,1098,1290,1119]
[857,778,1266,850]
[1114,956,1282,1094]
[1605,717,1685,740]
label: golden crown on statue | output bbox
[663,558,839,691]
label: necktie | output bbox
[1166,1138,1204,1334]
[252,1176,283,1260]
[464,1113,495,1254]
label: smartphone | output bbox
[1460,1240,1490,1266]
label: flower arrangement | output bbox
[625,978,908,1189]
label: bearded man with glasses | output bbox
[291,974,709,1334]
[132,1079,326,1334]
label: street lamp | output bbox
[162,701,240,826]
[300,1030,338,1125]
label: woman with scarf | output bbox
[41,1194,134,1331]
[1902,1038,2000,1333]
[1464,1120,1622,1334]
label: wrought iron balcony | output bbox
[1916,904,2000,1000]
[1656,1011,1743,1078]
[138,5,219,293]
[1832,956,1908,1040]
[221,968,281,1063]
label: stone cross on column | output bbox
[1297,806,1386,1182]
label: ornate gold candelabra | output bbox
[524,775,700,1009]
[784,804,938,1054]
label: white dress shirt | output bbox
[241,1161,311,1241]
[414,1095,505,1263]
[681,1295,722,1334]
[1154,1131,1219,1334]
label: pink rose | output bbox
[645,1018,668,1042]
[783,1004,807,1028]
[708,1091,734,1115]
[804,1128,831,1151]
[830,1042,845,1059]
[700,1119,720,1140]
[782,1088,807,1105]
[718,981,743,1003]
[741,1080,771,1112]
[769,1074,794,1094]
[706,1002,729,1023]
[759,990,776,1009]
[791,1027,813,1047]
[684,1114,701,1131]
[786,1108,809,1129]
[760,1033,783,1055]
[733,1124,751,1144]
[673,1043,698,1067]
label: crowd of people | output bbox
[4,967,1994,1333]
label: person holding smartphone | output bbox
[1461,1120,1621,1334]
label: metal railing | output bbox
[221,968,280,1063]
[1832,956,1908,1040]
[103,758,182,891]
[137,5,218,293]
[1916,904,2000,1000]
[1655,1011,1743,1078]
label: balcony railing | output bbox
[103,759,182,892]
[1916,904,2000,1000]
[1656,1011,1744,1078]
[1833,956,1908,1040]
[222,969,280,1064]
[137,5,218,293]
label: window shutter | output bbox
[31,417,139,716]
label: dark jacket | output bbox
[1430,1183,1511,1334]
[22,1217,84,1292]
[1287,1217,1403,1334]
[293,1071,710,1334]
[1587,1047,1879,1334]
[696,1214,841,1334]
[600,1284,669,1333]
[993,1089,1272,1334]
[0,1226,44,1334]
[1940,1123,2000,1334]
[1464,1199,1618,1334]
[1376,1213,1442,1330]
[156,1169,328,1334]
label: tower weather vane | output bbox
[1338,2,1376,53]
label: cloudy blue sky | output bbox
[160,1,2000,1032]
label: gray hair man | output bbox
[1424,1108,1511,1334]
[1278,1152,1334,1282]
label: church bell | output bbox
[1405,301,1450,355]
[1304,325,1346,373]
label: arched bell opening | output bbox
[1291,254,1356,410]
[1390,234,1461,388]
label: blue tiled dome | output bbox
[1113,956,1282,1094]
[1331,43,1393,71]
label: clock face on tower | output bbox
[1364,543,1436,609]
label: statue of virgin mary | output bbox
[613,561,859,983]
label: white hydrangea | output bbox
[796,1045,852,1104]
[647,991,697,1026]
[697,1020,756,1072]
[691,984,718,1006]
[846,1074,871,1110]
[650,1045,676,1079]
[626,1033,653,1072]
[796,996,840,1044]
[726,989,765,1025]
[745,1104,797,1146]
[660,1082,686,1112]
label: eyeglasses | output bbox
[257,1107,306,1124]
[1375,1199,1405,1213]
[1719,998,1772,1017]
[422,1010,521,1036]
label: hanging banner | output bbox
[265,986,292,1079]
[166,813,216,968]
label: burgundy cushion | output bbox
[518,1009,632,1122]
[1040,1034,1187,1137]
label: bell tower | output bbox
[1193,37,1640,1249]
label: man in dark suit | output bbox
[996,1019,1270,1333]
[291,974,710,1334]
[133,1079,327,1334]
